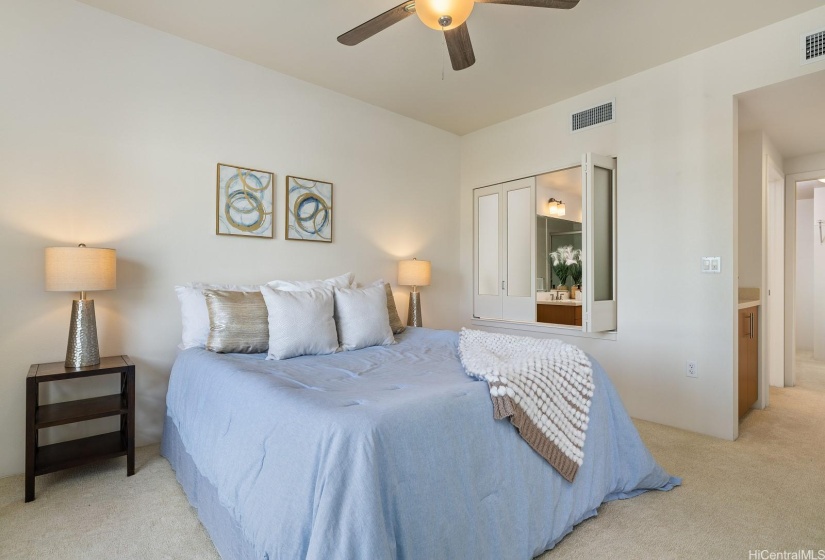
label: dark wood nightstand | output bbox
[25,355,135,502]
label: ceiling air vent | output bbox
[571,100,615,133]
[802,28,825,64]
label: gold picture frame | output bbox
[216,163,275,239]
[285,176,333,243]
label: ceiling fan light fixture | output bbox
[415,0,474,31]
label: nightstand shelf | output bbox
[25,355,135,502]
[35,431,127,476]
[36,394,127,429]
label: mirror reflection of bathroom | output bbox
[535,166,583,327]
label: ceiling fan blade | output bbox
[337,1,416,46]
[474,0,580,9]
[444,22,476,71]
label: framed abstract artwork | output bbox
[216,163,274,239]
[286,176,333,242]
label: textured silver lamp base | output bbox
[407,291,423,327]
[65,299,100,368]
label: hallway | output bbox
[794,351,825,393]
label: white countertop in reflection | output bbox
[537,300,582,306]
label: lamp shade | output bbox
[398,259,431,287]
[45,246,116,292]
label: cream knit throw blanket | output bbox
[458,329,594,482]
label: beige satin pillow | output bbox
[381,282,406,335]
[203,290,268,353]
[175,283,260,350]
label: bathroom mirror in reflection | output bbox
[536,166,583,327]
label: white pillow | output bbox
[175,283,260,350]
[267,272,354,292]
[334,285,395,352]
[261,285,339,360]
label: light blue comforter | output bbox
[163,327,679,560]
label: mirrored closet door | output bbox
[473,153,617,333]
[583,154,617,332]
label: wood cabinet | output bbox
[738,307,758,419]
[537,303,582,326]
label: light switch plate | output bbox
[701,257,721,274]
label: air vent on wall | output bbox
[802,28,825,64]
[571,100,615,133]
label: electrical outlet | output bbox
[686,361,698,378]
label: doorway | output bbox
[735,69,825,430]
[786,170,825,387]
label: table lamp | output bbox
[398,258,431,327]
[45,244,116,368]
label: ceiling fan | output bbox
[337,0,580,71]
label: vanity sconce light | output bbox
[548,198,566,217]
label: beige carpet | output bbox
[2,355,823,560]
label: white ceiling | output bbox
[797,179,825,199]
[738,70,825,159]
[77,0,822,135]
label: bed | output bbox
[161,327,678,560]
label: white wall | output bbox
[738,131,764,289]
[786,151,825,175]
[796,198,814,351]
[460,6,825,440]
[737,131,784,290]
[0,0,461,477]
[763,135,785,179]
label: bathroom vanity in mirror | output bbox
[537,299,583,326]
